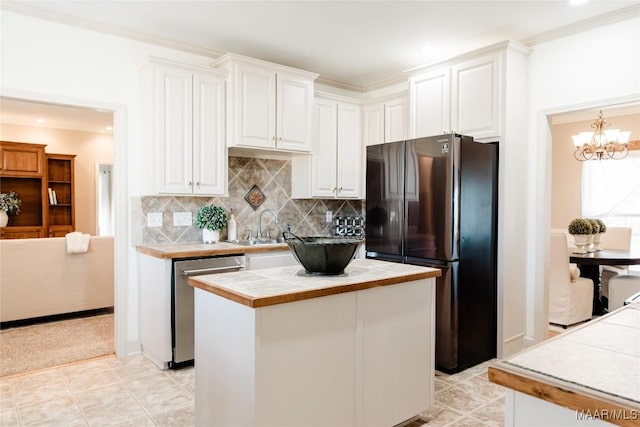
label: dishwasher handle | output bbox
[182,264,244,276]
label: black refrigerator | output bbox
[365,134,498,373]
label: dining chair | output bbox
[549,232,593,328]
[608,274,640,311]
[599,227,632,306]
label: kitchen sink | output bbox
[234,238,285,246]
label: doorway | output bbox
[0,96,119,373]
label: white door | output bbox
[409,68,450,138]
[311,99,338,198]
[277,72,313,152]
[193,71,227,195]
[157,64,193,194]
[236,64,276,148]
[336,102,362,199]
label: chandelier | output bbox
[572,110,631,161]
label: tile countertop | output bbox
[136,241,290,259]
[188,258,441,308]
[489,303,640,420]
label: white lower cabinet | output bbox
[141,58,227,195]
[244,250,297,270]
[291,96,362,199]
[195,278,435,426]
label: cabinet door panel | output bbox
[311,99,338,198]
[277,73,313,152]
[237,67,276,148]
[385,97,408,143]
[451,54,500,139]
[158,66,193,194]
[336,103,361,198]
[0,143,45,177]
[193,72,227,195]
[363,104,384,147]
[409,69,450,139]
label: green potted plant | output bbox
[568,218,592,254]
[0,191,22,227]
[196,205,227,243]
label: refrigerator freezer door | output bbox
[404,135,459,261]
[407,257,459,372]
[365,142,405,257]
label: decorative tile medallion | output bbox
[244,184,265,210]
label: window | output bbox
[582,151,640,270]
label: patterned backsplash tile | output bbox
[132,156,364,245]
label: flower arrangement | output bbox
[568,218,593,235]
[195,205,227,231]
[595,218,607,233]
[0,191,22,215]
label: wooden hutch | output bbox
[0,141,76,239]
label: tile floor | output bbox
[0,355,505,426]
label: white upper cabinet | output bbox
[364,95,408,146]
[409,68,451,139]
[451,53,501,140]
[335,102,362,198]
[215,53,318,153]
[141,58,227,196]
[409,49,504,140]
[292,97,362,199]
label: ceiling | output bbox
[1,1,638,133]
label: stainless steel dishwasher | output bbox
[172,255,245,368]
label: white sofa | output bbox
[0,236,114,322]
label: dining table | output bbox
[569,249,640,315]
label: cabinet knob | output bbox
[188,181,192,186]
[333,187,337,192]
[339,187,343,192]
[196,182,200,187]
[271,136,275,141]
[278,137,282,142]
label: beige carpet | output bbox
[0,314,114,377]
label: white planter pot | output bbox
[593,232,603,251]
[202,229,220,244]
[0,211,8,227]
[572,234,590,254]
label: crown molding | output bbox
[0,1,226,59]
[315,76,364,93]
[521,4,640,47]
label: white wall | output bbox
[0,10,220,355]
[527,16,640,346]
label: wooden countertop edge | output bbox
[189,269,441,308]
[136,244,289,259]
[488,363,640,426]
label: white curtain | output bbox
[582,151,640,218]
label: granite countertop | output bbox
[189,258,441,308]
[489,303,640,420]
[136,241,289,258]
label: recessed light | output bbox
[570,0,588,5]
[105,126,113,131]
[36,118,46,123]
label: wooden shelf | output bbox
[0,143,76,239]
[46,154,75,234]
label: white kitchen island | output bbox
[189,258,441,427]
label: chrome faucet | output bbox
[257,209,279,239]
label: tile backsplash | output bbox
[132,156,364,245]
